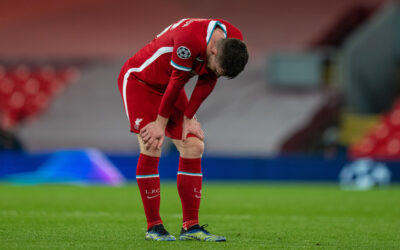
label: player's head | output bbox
[209,38,249,78]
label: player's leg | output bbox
[136,135,175,241]
[172,137,226,242]
[165,90,225,241]
[117,72,174,241]
[172,136,204,229]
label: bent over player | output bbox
[117,18,248,241]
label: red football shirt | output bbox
[124,18,243,119]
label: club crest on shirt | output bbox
[177,46,191,59]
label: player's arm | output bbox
[182,74,217,141]
[140,69,192,150]
[158,69,192,118]
[141,32,199,149]
[185,74,217,119]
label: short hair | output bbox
[218,38,249,78]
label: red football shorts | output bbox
[118,69,188,140]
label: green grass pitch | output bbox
[1,182,400,249]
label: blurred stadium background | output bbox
[1,0,400,248]
[1,0,400,184]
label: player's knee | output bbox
[140,148,161,157]
[180,137,204,158]
[136,135,162,157]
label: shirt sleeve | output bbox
[170,30,201,72]
[158,69,192,118]
[159,30,201,118]
[184,74,217,119]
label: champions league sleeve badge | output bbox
[177,46,191,59]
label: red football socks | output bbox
[136,154,162,230]
[177,157,203,230]
[136,154,203,230]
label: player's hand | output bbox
[182,116,204,142]
[140,120,165,151]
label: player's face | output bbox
[207,40,225,77]
[214,61,225,77]
[210,57,224,77]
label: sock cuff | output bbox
[136,154,160,176]
[147,220,163,230]
[183,220,199,230]
[139,153,160,162]
[178,157,201,173]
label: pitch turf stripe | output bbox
[206,20,227,44]
[122,47,173,122]
[136,174,160,179]
[170,60,191,71]
[177,171,203,177]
